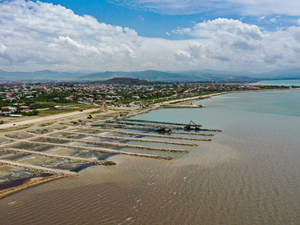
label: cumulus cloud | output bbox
[172,18,300,71]
[111,0,300,16]
[0,0,143,71]
[1,1,300,73]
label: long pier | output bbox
[36,137,189,153]
[77,128,212,141]
[0,148,113,165]
[22,141,173,160]
[0,159,78,177]
[106,121,188,130]
[93,124,214,136]
[119,119,203,127]
[117,119,222,132]
[59,131,198,146]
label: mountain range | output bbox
[0,68,300,82]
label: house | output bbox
[86,98,94,103]
[95,100,105,105]
[19,106,30,110]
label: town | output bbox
[0,78,288,119]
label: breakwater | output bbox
[78,128,212,141]
[119,119,203,127]
[0,159,78,177]
[93,124,215,136]
[59,131,198,146]
[35,137,189,153]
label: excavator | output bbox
[185,120,201,130]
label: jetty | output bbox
[21,141,173,160]
[119,119,203,127]
[77,128,212,141]
[92,124,215,136]
[0,148,112,165]
[59,131,198,146]
[0,159,78,177]
[106,120,197,130]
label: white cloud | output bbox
[0,0,143,71]
[172,18,300,71]
[1,1,300,73]
[258,16,266,22]
[112,0,300,16]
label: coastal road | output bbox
[0,108,101,130]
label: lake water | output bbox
[0,90,300,225]
[250,79,300,86]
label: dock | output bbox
[78,128,212,141]
[121,119,203,127]
[93,124,215,136]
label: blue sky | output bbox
[40,0,299,39]
[0,0,300,73]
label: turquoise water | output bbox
[0,90,300,225]
[250,79,300,86]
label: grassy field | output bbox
[38,105,100,117]
[0,124,33,132]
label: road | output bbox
[0,108,100,130]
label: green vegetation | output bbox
[0,124,33,132]
[39,122,54,127]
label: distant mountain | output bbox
[79,70,253,82]
[100,77,149,84]
[0,70,84,81]
[256,68,300,80]
[0,68,300,82]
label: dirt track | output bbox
[0,108,100,130]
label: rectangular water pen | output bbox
[21,141,173,160]
[59,131,198,146]
[76,128,212,141]
[30,137,189,153]
[0,159,78,177]
[0,148,115,165]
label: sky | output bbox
[0,0,300,73]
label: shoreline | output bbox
[0,175,64,199]
[0,105,162,199]
[0,88,289,199]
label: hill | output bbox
[100,77,149,84]
[0,68,300,82]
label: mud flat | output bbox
[0,175,64,199]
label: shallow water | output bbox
[0,90,299,225]
[250,79,300,86]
